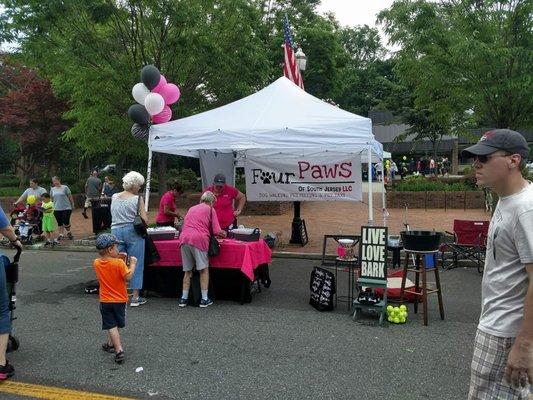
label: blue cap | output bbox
[95,233,121,250]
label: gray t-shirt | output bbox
[478,182,533,337]
[50,185,73,211]
[85,176,102,198]
[21,186,47,202]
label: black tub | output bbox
[400,230,442,252]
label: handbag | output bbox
[207,206,220,257]
[133,195,147,237]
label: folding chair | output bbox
[441,220,489,274]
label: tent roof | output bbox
[149,76,383,159]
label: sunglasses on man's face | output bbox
[474,154,509,164]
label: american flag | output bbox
[283,15,304,89]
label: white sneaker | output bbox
[130,297,147,307]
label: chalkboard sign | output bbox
[309,267,335,311]
[359,226,388,280]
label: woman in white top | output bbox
[13,179,47,206]
[50,176,75,240]
[110,171,148,307]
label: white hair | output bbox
[122,171,145,192]
[200,191,216,205]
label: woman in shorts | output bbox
[50,176,75,240]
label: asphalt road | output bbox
[1,249,483,399]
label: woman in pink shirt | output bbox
[155,182,183,227]
[178,191,226,308]
[204,174,246,230]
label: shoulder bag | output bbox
[207,205,220,257]
[133,195,147,237]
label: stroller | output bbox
[11,204,43,245]
[1,246,22,352]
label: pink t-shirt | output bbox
[204,185,239,229]
[156,191,176,223]
[179,203,222,251]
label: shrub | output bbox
[0,174,21,187]
[393,175,477,192]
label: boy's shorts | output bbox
[100,302,126,330]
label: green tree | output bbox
[379,0,533,131]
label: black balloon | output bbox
[131,123,150,140]
[140,65,161,90]
[128,104,150,125]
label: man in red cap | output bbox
[463,129,532,399]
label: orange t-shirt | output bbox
[93,258,129,303]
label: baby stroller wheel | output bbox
[6,335,19,352]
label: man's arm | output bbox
[163,204,180,218]
[233,191,246,217]
[505,263,533,388]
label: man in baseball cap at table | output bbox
[204,173,246,231]
[464,129,533,399]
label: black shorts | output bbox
[54,210,72,226]
[100,302,126,330]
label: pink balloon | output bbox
[151,105,172,124]
[160,83,180,105]
[152,75,167,94]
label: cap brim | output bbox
[461,143,500,158]
[213,182,225,186]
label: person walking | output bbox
[177,191,226,308]
[13,178,47,207]
[93,233,137,364]
[463,129,533,399]
[50,176,75,240]
[83,170,102,219]
[0,204,22,380]
[110,171,147,307]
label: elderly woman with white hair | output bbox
[178,191,226,308]
[110,171,148,307]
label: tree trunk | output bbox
[157,153,167,196]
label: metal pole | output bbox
[368,146,373,226]
[144,147,153,212]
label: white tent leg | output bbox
[381,168,387,226]
[144,148,153,212]
[367,147,373,226]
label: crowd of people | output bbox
[0,129,531,395]
[370,156,453,184]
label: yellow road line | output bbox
[0,380,136,400]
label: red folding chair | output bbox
[440,220,489,274]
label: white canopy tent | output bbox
[148,76,385,224]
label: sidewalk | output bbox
[64,198,489,255]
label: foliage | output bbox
[0,57,70,185]
[379,0,533,131]
[394,174,473,191]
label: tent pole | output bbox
[144,147,153,212]
[367,147,373,226]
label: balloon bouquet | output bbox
[128,65,181,139]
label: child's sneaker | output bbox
[199,298,213,308]
[101,343,114,353]
[52,239,60,246]
[130,297,147,307]
[67,232,74,240]
[178,298,188,308]
[0,361,15,380]
[57,234,64,241]
[114,350,125,364]
[44,240,52,247]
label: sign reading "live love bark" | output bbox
[359,226,388,280]
[244,155,362,202]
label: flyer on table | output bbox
[245,154,362,201]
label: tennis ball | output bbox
[400,305,407,311]
[399,317,406,323]
[387,305,393,313]
[393,317,400,324]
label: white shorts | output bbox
[180,244,209,272]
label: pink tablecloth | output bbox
[151,239,272,281]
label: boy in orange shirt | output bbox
[93,233,137,364]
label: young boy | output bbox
[93,233,136,364]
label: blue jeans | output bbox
[0,254,11,334]
[111,224,145,290]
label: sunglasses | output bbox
[474,154,509,164]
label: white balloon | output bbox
[144,93,165,116]
[132,83,150,105]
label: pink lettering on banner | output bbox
[297,161,353,180]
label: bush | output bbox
[394,175,474,192]
[0,187,22,197]
[0,174,20,187]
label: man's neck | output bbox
[493,174,528,197]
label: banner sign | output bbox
[244,155,362,201]
[359,226,388,280]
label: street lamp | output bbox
[289,47,309,246]
[295,48,307,71]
